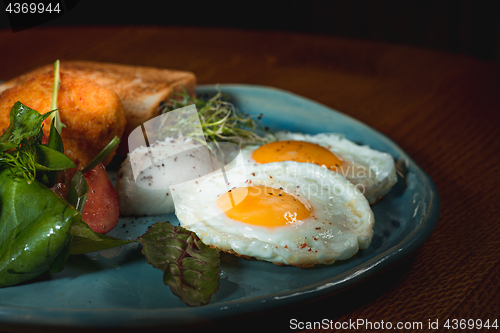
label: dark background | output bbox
[1,0,499,62]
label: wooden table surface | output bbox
[1,26,499,333]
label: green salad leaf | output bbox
[138,221,220,307]
[0,168,80,287]
[49,241,71,274]
[34,144,76,171]
[81,135,120,173]
[47,118,64,153]
[68,220,135,255]
[44,119,66,187]
[0,101,54,152]
[66,170,88,214]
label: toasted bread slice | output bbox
[0,61,197,144]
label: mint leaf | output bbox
[137,221,220,307]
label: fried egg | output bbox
[174,161,374,267]
[241,131,397,204]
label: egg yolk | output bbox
[216,186,311,227]
[251,140,342,171]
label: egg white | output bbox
[174,161,375,267]
[241,131,397,204]
[117,137,214,216]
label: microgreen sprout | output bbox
[158,88,273,147]
[0,141,36,183]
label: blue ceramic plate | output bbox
[0,85,440,329]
